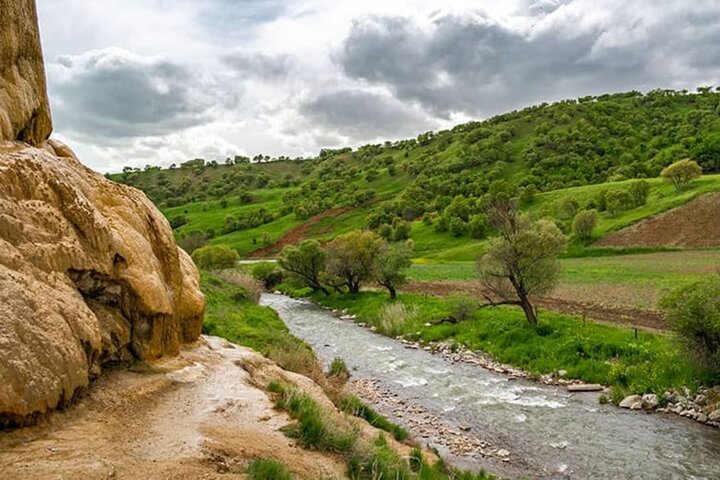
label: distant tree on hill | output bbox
[278,240,328,295]
[661,159,702,191]
[605,189,633,216]
[572,209,598,240]
[477,199,567,325]
[191,245,239,270]
[628,180,650,207]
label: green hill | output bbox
[108,88,720,259]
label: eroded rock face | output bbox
[0,141,205,426]
[0,0,53,146]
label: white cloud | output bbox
[36,0,720,172]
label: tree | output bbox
[325,231,383,294]
[660,276,720,373]
[374,240,413,299]
[478,200,567,325]
[661,159,702,191]
[191,244,239,270]
[572,209,598,240]
[605,189,633,216]
[278,240,328,294]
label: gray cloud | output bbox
[338,3,720,118]
[300,89,438,139]
[51,48,216,139]
[221,51,293,79]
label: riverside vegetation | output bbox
[114,89,720,422]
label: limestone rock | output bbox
[0,0,53,146]
[619,394,643,409]
[0,142,205,426]
[709,409,720,422]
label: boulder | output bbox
[567,383,603,392]
[0,0,53,146]
[0,1,204,426]
[642,393,659,410]
[709,409,720,422]
[619,394,643,409]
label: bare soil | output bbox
[0,337,347,480]
[597,192,720,248]
[249,207,350,258]
[403,281,669,331]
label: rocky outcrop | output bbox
[0,0,204,426]
[0,0,52,146]
[0,141,205,426]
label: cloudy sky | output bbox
[36,0,720,172]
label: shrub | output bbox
[169,215,188,229]
[177,232,208,254]
[604,189,633,216]
[191,244,239,270]
[215,269,263,303]
[628,180,651,207]
[572,209,599,240]
[267,343,320,380]
[247,459,293,480]
[252,262,284,289]
[660,276,720,374]
[467,214,488,239]
[449,217,467,236]
[557,196,579,220]
[661,158,702,191]
[377,302,418,337]
[448,294,479,322]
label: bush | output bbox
[572,209,599,240]
[661,158,702,191]
[191,244,239,270]
[557,196,579,220]
[169,215,188,229]
[448,294,479,322]
[177,232,208,254]
[252,262,284,289]
[467,214,488,239]
[628,180,650,207]
[215,269,263,303]
[604,189,633,216]
[660,276,720,374]
[247,459,293,480]
[377,302,418,337]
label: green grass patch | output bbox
[340,396,408,441]
[247,459,294,480]
[302,290,715,396]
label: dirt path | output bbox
[403,280,669,331]
[249,207,350,258]
[0,336,346,480]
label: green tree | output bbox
[373,240,413,300]
[325,231,383,294]
[628,180,650,207]
[605,189,633,216]
[661,159,702,191]
[572,209,598,240]
[191,244,239,270]
[478,200,567,325]
[278,240,329,294]
[661,276,720,373]
[468,214,488,239]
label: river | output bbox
[260,293,720,479]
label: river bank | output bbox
[262,292,720,479]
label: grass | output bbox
[267,381,494,480]
[297,289,716,397]
[339,396,408,441]
[201,271,317,377]
[247,459,294,480]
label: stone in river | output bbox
[619,394,643,409]
[567,384,603,392]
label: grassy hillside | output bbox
[108,89,720,258]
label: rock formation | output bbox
[0,0,205,427]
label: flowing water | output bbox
[261,293,720,480]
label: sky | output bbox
[36,0,720,172]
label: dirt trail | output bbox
[0,336,346,480]
[403,281,669,331]
[250,207,350,258]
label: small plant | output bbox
[329,358,350,379]
[191,244,239,270]
[216,269,263,304]
[598,394,609,405]
[252,262,284,289]
[247,459,293,480]
[378,302,418,337]
[448,294,479,322]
